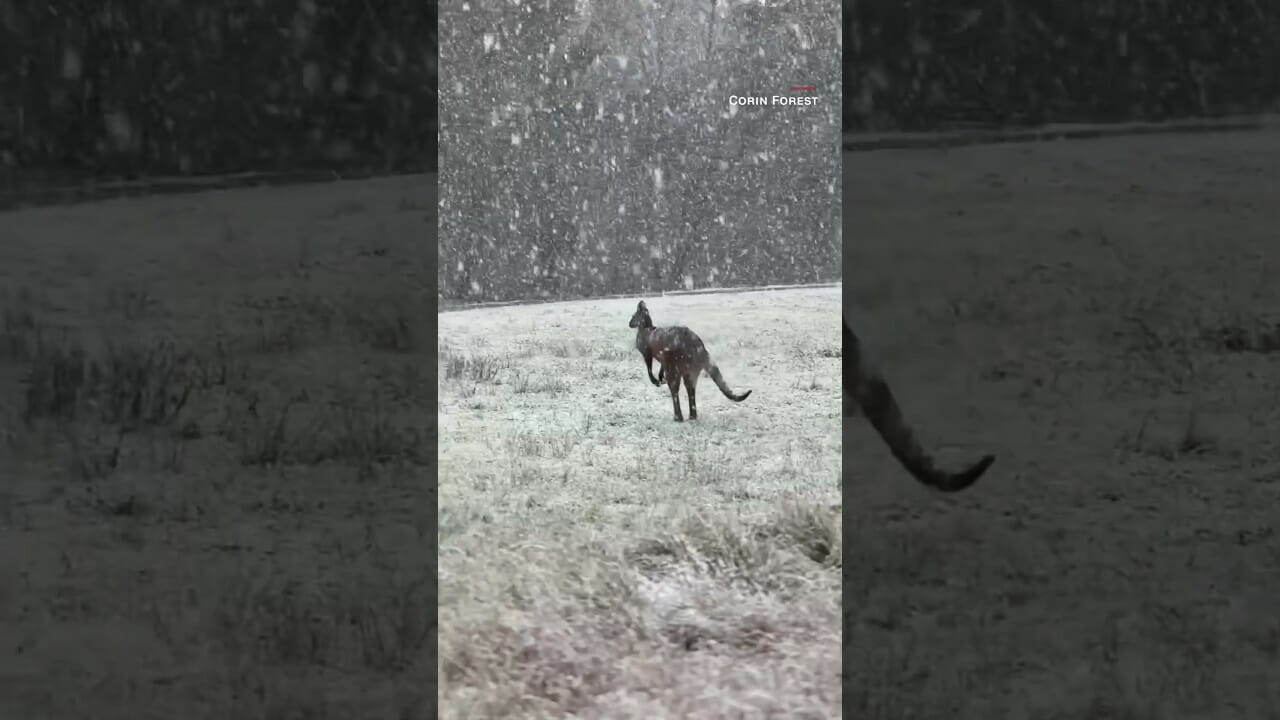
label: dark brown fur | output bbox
[629,301,751,421]
[844,315,994,492]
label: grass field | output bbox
[437,288,843,717]
[841,129,1280,718]
[0,174,436,718]
[6,125,1280,719]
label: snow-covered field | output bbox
[438,287,841,520]
[841,127,1280,718]
[6,123,1280,718]
[0,174,436,719]
[437,287,842,717]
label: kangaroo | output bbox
[629,301,751,421]
[844,315,994,492]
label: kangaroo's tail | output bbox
[844,316,992,492]
[707,363,751,402]
[850,370,994,492]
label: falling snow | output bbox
[438,0,840,305]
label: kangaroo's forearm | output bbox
[644,355,660,384]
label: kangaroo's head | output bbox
[629,301,653,329]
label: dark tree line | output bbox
[0,0,437,189]
[844,0,1280,131]
[3,0,1274,186]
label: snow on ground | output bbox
[0,174,435,719]
[437,286,841,525]
[437,287,842,717]
[840,127,1280,717]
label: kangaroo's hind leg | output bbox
[684,371,699,420]
[666,372,684,421]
